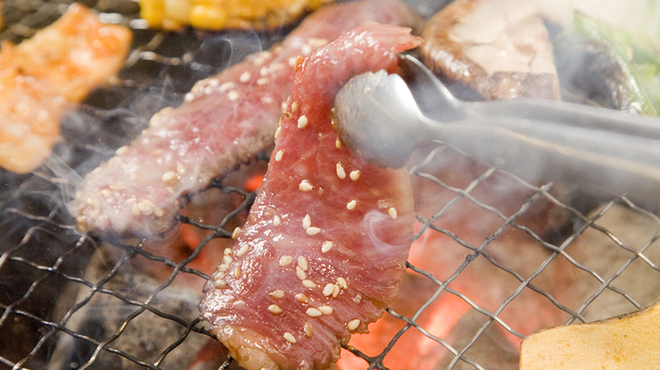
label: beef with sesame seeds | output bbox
[199,24,420,370]
[70,0,421,238]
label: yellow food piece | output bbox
[520,299,660,369]
[139,0,334,31]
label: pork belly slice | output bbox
[70,0,420,237]
[199,25,421,370]
[0,4,131,173]
[421,0,560,101]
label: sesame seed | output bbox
[228,90,240,101]
[306,308,322,317]
[100,189,112,198]
[150,149,163,156]
[270,63,285,72]
[184,93,195,102]
[131,203,140,216]
[296,266,307,280]
[332,284,340,297]
[347,319,361,331]
[281,101,288,112]
[217,264,229,272]
[322,284,335,297]
[274,126,282,139]
[318,306,333,315]
[347,200,357,210]
[302,214,311,229]
[268,305,282,314]
[262,50,273,59]
[297,115,309,129]
[336,163,346,179]
[239,71,251,83]
[222,255,233,265]
[302,280,317,289]
[177,162,186,175]
[208,78,219,88]
[275,150,284,162]
[232,227,242,239]
[262,97,273,104]
[90,209,100,219]
[306,227,321,236]
[137,201,153,215]
[257,77,269,85]
[288,57,297,66]
[86,196,98,207]
[214,279,227,289]
[349,170,361,181]
[219,82,236,92]
[337,277,348,290]
[154,208,164,217]
[295,293,309,303]
[279,255,293,266]
[308,38,329,49]
[283,332,296,344]
[291,101,298,112]
[299,180,314,192]
[214,271,225,281]
[260,66,269,76]
[166,186,175,195]
[322,241,333,253]
[253,56,265,66]
[116,146,128,155]
[353,294,362,303]
[298,256,309,271]
[224,248,232,256]
[301,44,312,55]
[273,215,281,226]
[304,323,313,338]
[109,157,123,167]
[388,207,398,220]
[161,170,177,183]
[234,266,241,278]
[236,244,249,257]
[335,138,342,148]
[269,290,285,299]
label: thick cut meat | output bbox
[0,4,131,173]
[70,0,420,237]
[421,0,560,101]
[199,25,421,370]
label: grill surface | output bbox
[1,1,660,369]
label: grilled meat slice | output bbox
[0,4,131,173]
[199,24,421,370]
[70,0,421,238]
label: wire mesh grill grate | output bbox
[2,1,660,369]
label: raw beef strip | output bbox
[199,24,421,370]
[70,0,420,237]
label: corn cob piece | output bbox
[139,0,334,31]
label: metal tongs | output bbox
[334,55,660,207]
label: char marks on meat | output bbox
[0,4,131,173]
[70,0,421,237]
[199,24,421,370]
[421,0,560,101]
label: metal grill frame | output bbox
[2,1,660,369]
